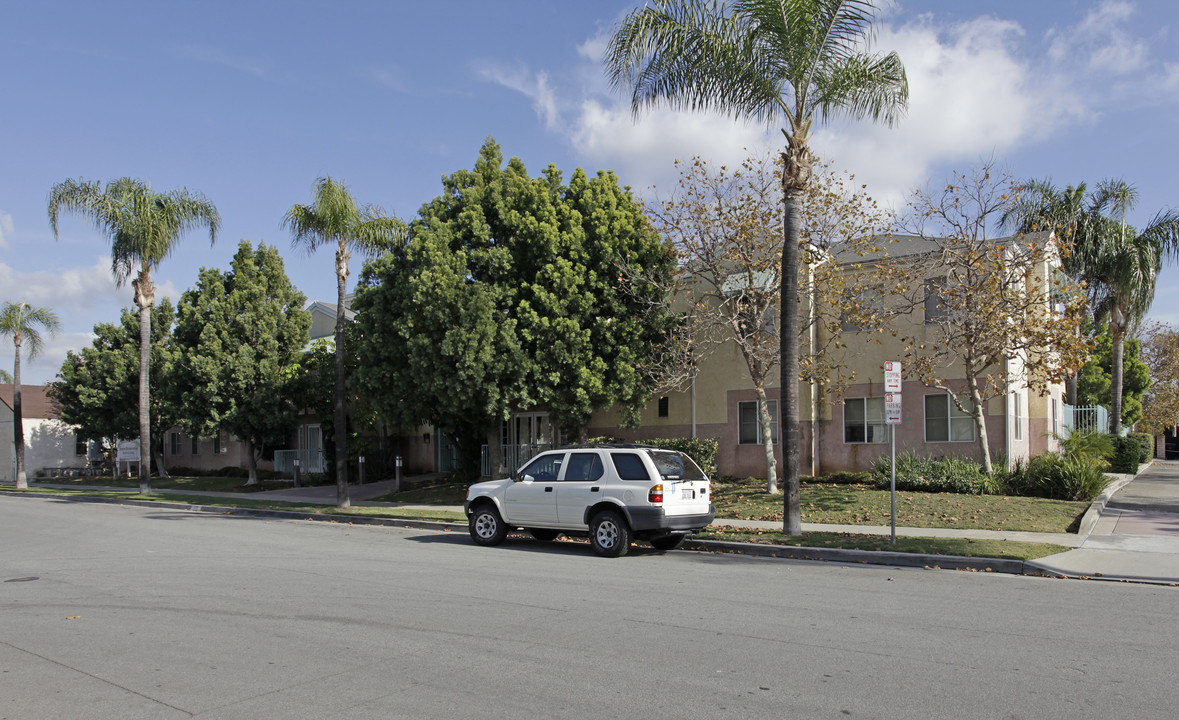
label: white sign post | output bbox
[117,440,141,479]
[884,364,902,544]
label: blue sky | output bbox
[2,0,1177,384]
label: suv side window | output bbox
[564,452,604,482]
[610,452,652,481]
[519,453,564,482]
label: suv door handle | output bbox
[590,487,600,492]
[545,487,553,492]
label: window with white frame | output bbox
[214,430,228,454]
[925,394,974,442]
[1013,392,1023,441]
[738,400,778,444]
[192,436,200,455]
[75,438,88,457]
[170,431,181,456]
[924,279,947,324]
[844,397,887,444]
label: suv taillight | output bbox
[648,484,664,503]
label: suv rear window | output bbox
[609,452,652,481]
[650,451,706,481]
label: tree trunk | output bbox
[153,435,169,480]
[780,183,803,536]
[135,269,153,495]
[1111,317,1125,435]
[487,425,504,480]
[13,337,26,489]
[756,386,778,493]
[968,378,993,475]
[246,440,259,485]
[334,240,351,508]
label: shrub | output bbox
[1129,432,1154,463]
[1056,431,1113,465]
[1004,452,1110,501]
[870,452,1001,495]
[1108,435,1142,473]
[821,471,873,485]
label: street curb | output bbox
[2,489,1036,576]
[1077,464,1149,537]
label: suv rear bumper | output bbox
[625,505,716,533]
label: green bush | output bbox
[870,452,1001,495]
[1108,435,1142,473]
[1004,452,1110,501]
[1129,432,1154,463]
[1056,431,1113,465]
[821,471,873,485]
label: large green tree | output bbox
[604,0,907,534]
[49,178,220,492]
[50,301,180,477]
[1,301,61,488]
[354,139,678,479]
[283,178,405,508]
[171,242,311,484]
[1076,331,1150,429]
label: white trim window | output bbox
[169,431,181,456]
[844,397,887,444]
[925,394,975,442]
[738,400,778,444]
[924,279,947,324]
[1013,392,1024,441]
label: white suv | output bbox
[464,444,715,557]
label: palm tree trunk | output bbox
[780,184,803,536]
[13,338,26,489]
[756,386,778,493]
[136,272,152,495]
[1111,318,1125,435]
[334,240,351,509]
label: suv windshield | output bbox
[650,451,706,481]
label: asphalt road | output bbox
[2,496,1177,720]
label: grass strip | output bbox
[695,526,1068,561]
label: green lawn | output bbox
[715,477,1088,534]
[695,527,1069,561]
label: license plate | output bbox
[681,489,695,500]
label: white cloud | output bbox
[0,210,12,249]
[175,44,268,78]
[369,67,408,93]
[0,258,123,311]
[2,331,97,386]
[476,63,561,130]
[1047,0,1148,74]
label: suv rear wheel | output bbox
[469,504,508,546]
[590,509,632,558]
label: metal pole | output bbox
[293,459,301,488]
[395,455,403,492]
[890,423,897,545]
[358,455,366,485]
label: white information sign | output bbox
[885,393,902,425]
[117,440,141,462]
[884,361,902,393]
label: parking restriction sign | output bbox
[885,393,902,424]
[884,361,902,393]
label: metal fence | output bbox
[480,444,554,477]
[1062,405,1110,437]
[273,449,326,477]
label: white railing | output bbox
[273,449,326,477]
[1062,405,1110,436]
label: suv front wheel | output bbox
[590,509,632,558]
[469,504,508,546]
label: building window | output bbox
[192,436,200,455]
[1013,393,1023,441]
[214,430,228,454]
[844,398,887,444]
[657,396,669,417]
[924,279,946,324]
[75,438,88,457]
[925,394,974,442]
[738,400,778,445]
[170,432,181,456]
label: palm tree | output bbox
[1,301,61,489]
[49,178,220,493]
[1007,179,1179,432]
[284,177,405,509]
[605,0,907,534]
